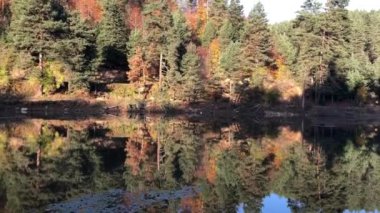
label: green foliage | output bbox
[219,41,241,80]
[219,20,234,47]
[58,12,96,73]
[165,11,191,97]
[227,0,244,41]
[40,61,66,94]
[181,43,204,102]
[9,0,68,61]
[209,0,227,30]
[202,21,217,46]
[127,29,142,58]
[241,2,274,72]
[95,0,127,70]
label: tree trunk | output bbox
[39,52,44,95]
[159,52,163,89]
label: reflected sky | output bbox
[262,194,291,213]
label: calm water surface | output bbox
[0,116,378,212]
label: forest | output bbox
[0,0,379,110]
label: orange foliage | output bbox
[127,1,143,29]
[206,156,217,184]
[185,11,198,33]
[167,0,178,11]
[263,55,302,101]
[263,127,302,169]
[0,0,8,12]
[197,46,208,78]
[181,197,203,213]
[197,0,208,36]
[128,47,147,83]
[125,139,150,176]
[67,0,102,22]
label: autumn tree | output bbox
[128,47,147,83]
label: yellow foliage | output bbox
[274,58,291,80]
[197,1,208,36]
[45,136,66,157]
[251,67,268,87]
[0,47,12,88]
[109,83,140,100]
[209,39,221,75]
[48,61,66,88]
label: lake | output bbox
[0,115,378,212]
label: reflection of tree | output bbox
[0,118,378,212]
[273,127,380,212]
[0,125,122,211]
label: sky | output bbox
[241,0,380,23]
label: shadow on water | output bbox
[0,115,377,212]
[0,100,117,120]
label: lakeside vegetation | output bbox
[0,0,379,110]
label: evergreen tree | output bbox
[227,0,244,41]
[142,0,173,79]
[127,29,143,59]
[292,0,324,106]
[219,20,234,48]
[166,11,191,97]
[202,21,217,46]
[219,41,241,99]
[209,0,227,30]
[58,12,96,74]
[181,43,204,102]
[9,0,68,67]
[240,2,274,73]
[95,0,127,70]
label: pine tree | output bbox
[219,20,234,48]
[293,0,324,107]
[202,21,217,46]
[95,0,127,70]
[219,41,241,99]
[58,12,96,73]
[57,12,96,89]
[127,29,143,59]
[181,43,204,102]
[165,11,191,98]
[227,0,244,41]
[240,2,274,73]
[9,0,68,68]
[142,0,173,79]
[209,0,227,30]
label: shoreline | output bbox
[0,99,379,120]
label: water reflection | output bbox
[0,117,378,212]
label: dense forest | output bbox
[0,0,379,109]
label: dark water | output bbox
[0,116,378,212]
